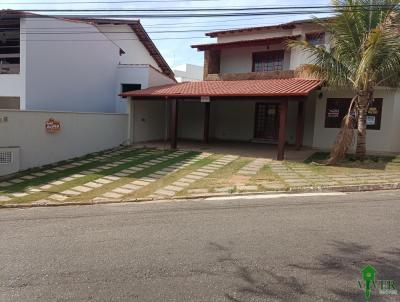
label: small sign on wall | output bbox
[201,96,210,103]
[45,118,61,133]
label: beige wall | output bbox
[220,45,291,74]
[214,23,328,74]
[0,110,128,171]
[312,88,400,153]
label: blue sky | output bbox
[0,0,331,68]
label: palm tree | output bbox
[289,0,400,162]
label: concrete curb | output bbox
[1,182,400,210]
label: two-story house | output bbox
[0,10,175,113]
[122,18,400,159]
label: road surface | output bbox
[0,191,399,301]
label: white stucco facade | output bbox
[0,15,175,113]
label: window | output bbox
[121,84,141,98]
[325,98,383,130]
[306,32,325,46]
[252,50,284,72]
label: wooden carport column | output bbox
[203,100,210,143]
[169,97,178,149]
[277,99,288,161]
[295,98,306,150]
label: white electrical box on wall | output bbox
[0,147,20,177]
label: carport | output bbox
[122,78,321,160]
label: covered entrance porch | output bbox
[122,78,321,160]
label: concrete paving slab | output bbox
[0,195,11,202]
[48,194,68,201]
[102,192,123,199]
[73,186,93,193]
[112,188,133,194]
[61,190,81,196]
[95,178,112,184]
[155,189,176,196]
[132,180,150,186]
[121,184,141,190]
[164,185,182,192]
[85,182,103,188]
[104,176,120,181]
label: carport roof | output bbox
[121,78,322,98]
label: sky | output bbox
[0,0,332,69]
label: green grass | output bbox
[132,153,219,199]
[75,151,200,201]
[177,156,252,195]
[1,148,165,204]
[0,147,150,194]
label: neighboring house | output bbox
[0,10,175,113]
[122,18,400,159]
[173,64,203,82]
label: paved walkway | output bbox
[153,154,238,198]
[1,146,400,206]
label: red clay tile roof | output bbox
[121,78,321,98]
[191,35,300,51]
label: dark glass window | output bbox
[252,50,284,72]
[306,32,325,46]
[121,84,141,98]
[325,98,383,130]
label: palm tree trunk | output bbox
[355,91,371,160]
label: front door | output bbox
[254,103,279,141]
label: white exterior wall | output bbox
[115,65,150,113]
[312,88,400,153]
[97,24,160,69]
[117,66,175,114]
[173,64,203,82]
[0,110,128,171]
[23,18,119,113]
[148,67,176,87]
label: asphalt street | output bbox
[0,191,399,301]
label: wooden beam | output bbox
[203,101,210,144]
[170,98,178,149]
[277,99,288,161]
[295,100,305,150]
